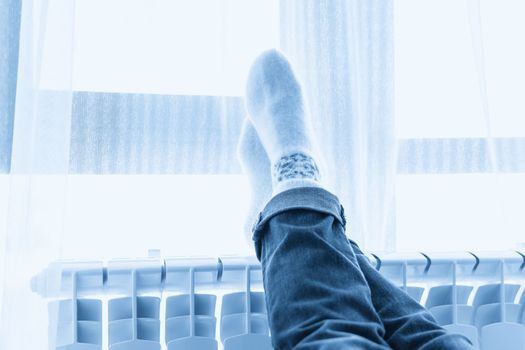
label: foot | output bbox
[245,49,318,164]
[245,49,323,194]
[237,118,273,243]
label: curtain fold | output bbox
[0,0,21,173]
[279,0,395,251]
[1,0,75,348]
[0,0,22,330]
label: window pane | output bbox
[395,0,525,138]
[61,175,253,259]
[395,0,484,138]
[481,0,525,136]
[40,0,279,96]
[396,174,525,252]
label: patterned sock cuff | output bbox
[272,152,320,183]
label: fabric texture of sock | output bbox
[272,152,322,195]
[237,118,273,243]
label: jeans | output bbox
[252,187,474,350]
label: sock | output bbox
[237,118,273,243]
[245,49,324,195]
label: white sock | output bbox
[237,118,273,242]
[245,49,324,195]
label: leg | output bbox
[239,49,473,349]
[351,243,475,349]
[240,49,390,349]
[253,187,390,349]
[237,118,273,243]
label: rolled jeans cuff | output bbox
[251,186,347,259]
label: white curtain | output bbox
[279,0,395,251]
[1,0,75,348]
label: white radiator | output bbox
[31,251,525,350]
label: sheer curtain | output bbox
[279,0,395,251]
[1,0,75,348]
[394,0,525,252]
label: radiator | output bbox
[31,250,525,350]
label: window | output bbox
[3,0,279,260]
[2,0,524,262]
[394,0,525,251]
[42,0,279,96]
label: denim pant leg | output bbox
[350,243,475,350]
[253,187,391,350]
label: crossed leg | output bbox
[238,49,474,349]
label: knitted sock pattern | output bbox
[273,153,320,183]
